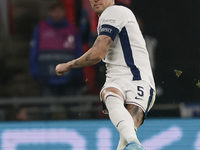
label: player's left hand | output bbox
[55,63,71,76]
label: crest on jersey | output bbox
[102,19,116,23]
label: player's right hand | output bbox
[55,63,70,76]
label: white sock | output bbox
[104,92,140,145]
[117,134,127,150]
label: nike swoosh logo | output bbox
[116,120,125,128]
[135,97,143,100]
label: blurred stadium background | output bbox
[0,0,200,149]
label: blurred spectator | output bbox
[116,0,158,72]
[136,17,164,97]
[30,2,84,96]
[137,17,158,72]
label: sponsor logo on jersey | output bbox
[102,19,116,23]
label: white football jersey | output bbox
[97,5,155,90]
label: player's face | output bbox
[89,0,115,16]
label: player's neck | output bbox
[97,3,115,17]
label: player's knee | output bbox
[103,91,123,102]
[101,87,124,103]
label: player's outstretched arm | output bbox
[55,35,113,76]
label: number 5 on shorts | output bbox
[137,86,144,97]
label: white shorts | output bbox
[100,77,156,118]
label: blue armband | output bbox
[99,24,119,41]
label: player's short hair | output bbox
[48,2,65,12]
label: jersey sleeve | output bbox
[98,6,128,41]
